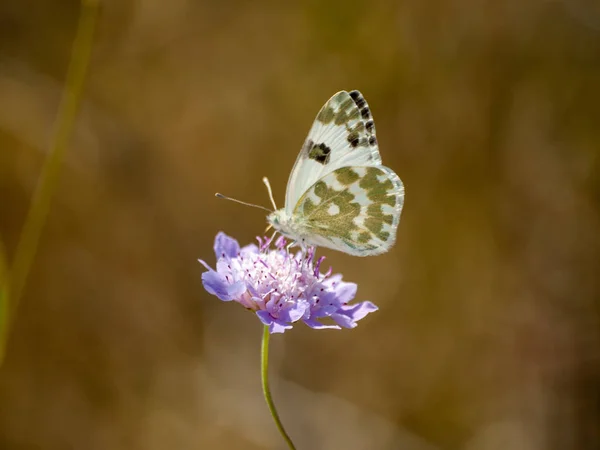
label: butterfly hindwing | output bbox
[293,166,404,256]
[284,90,381,213]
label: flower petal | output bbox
[309,303,339,318]
[269,321,292,333]
[201,270,233,301]
[256,310,274,326]
[303,319,341,330]
[240,244,259,257]
[326,274,343,285]
[281,299,309,323]
[227,280,247,299]
[330,312,357,328]
[332,301,378,328]
[334,281,357,304]
[214,232,240,259]
[256,310,292,333]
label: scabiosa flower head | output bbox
[199,232,378,333]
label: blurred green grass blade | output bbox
[8,0,99,311]
[0,235,7,289]
[0,237,9,365]
[0,285,8,366]
[0,0,100,366]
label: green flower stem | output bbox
[0,287,7,368]
[0,0,100,367]
[0,237,7,287]
[0,238,9,365]
[261,325,297,450]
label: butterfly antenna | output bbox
[262,177,278,210]
[215,193,272,212]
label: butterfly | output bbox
[266,90,405,256]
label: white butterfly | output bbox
[266,90,405,256]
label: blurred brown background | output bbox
[1,1,600,449]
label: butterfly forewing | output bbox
[293,166,404,256]
[284,90,381,213]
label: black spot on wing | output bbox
[349,90,361,100]
[347,132,360,148]
[360,107,370,119]
[349,90,367,109]
[365,120,375,133]
[308,142,331,164]
[369,135,377,146]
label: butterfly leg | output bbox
[286,241,296,254]
[267,230,278,248]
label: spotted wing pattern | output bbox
[293,166,404,256]
[284,90,381,214]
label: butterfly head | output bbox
[267,209,286,230]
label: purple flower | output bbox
[199,232,378,333]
